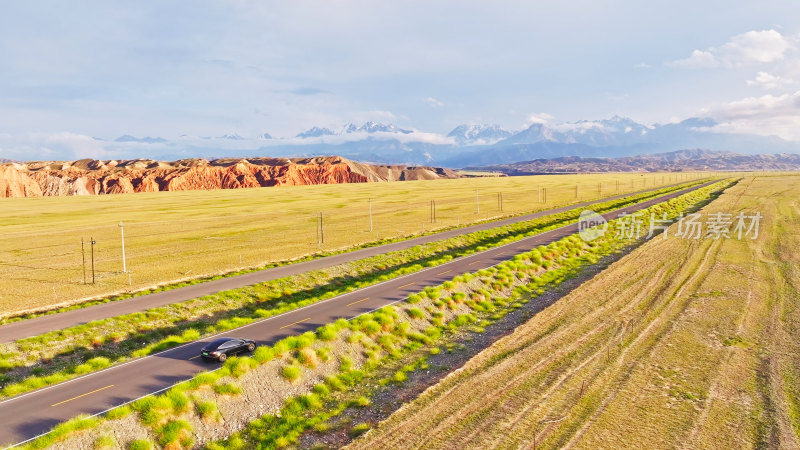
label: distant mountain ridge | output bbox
[469,149,800,173]
[19,117,800,167]
[114,135,168,144]
[295,121,413,138]
[447,124,514,145]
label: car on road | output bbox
[200,337,257,362]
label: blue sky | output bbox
[2,1,800,159]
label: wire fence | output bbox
[0,172,719,315]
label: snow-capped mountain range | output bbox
[295,121,414,138]
[33,116,800,167]
[447,124,514,145]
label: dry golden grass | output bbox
[348,173,800,449]
[0,172,701,316]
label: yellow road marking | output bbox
[437,270,451,276]
[51,385,114,407]
[399,282,416,288]
[468,260,483,266]
[188,355,200,360]
[347,297,370,307]
[279,318,310,330]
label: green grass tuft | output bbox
[213,382,242,395]
[282,364,302,382]
[350,422,371,437]
[128,440,154,450]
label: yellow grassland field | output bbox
[1,172,709,316]
[349,173,800,449]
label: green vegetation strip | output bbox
[0,180,707,401]
[18,180,731,450]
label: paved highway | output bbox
[0,181,701,343]
[0,180,717,446]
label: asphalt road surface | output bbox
[0,180,717,446]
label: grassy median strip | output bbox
[0,181,709,401]
[15,180,732,450]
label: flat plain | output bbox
[0,172,699,316]
[348,173,800,449]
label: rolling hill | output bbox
[468,149,800,174]
[0,156,459,198]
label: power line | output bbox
[81,238,86,285]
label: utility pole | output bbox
[497,192,503,212]
[430,199,436,223]
[119,221,127,273]
[475,189,480,214]
[90,237,96,285]
[81,238,86,285]
[368,198,373,232]
[318,212,324,246]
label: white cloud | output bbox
[746,71,794,89]
[721,30,790,64]
[425,97,445,108]
[700,90,800,141]
[525,112,554,125]
[0,132,115,161]
[668,50,719,69]
[275,130,454,146]
[668,29,791,69]
[0,128,458,161]
[552,121,608,134]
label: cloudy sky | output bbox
[2,1,800,159]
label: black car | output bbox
[200,337,256,362]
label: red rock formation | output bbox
[0,156,460,198]
[0,165,43,197]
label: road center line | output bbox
[279,318,310,330]
[399,282,416,288]
[51,385,114,407]
[188,355,200,360]
[347,297,370,307]
[468,260,483,266]
[437,270,451,276]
